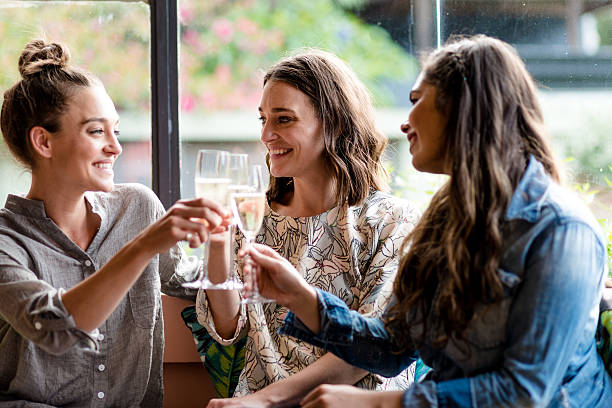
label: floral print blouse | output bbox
[196,190,419,396]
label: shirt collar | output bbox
[4,194,49,219]
[4,191,105,221]
[505,155,552,222]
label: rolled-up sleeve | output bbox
[0,253,98,354]
[281,289,417,377]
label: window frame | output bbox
[150,0,181,209]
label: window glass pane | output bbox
[440,0,612,229]
[0,1,151,205]
[178,0,612,235]
[177,0,435,204]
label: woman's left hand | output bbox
[242,243,315,310]
[206,394,268,408]
[300,385,403,408]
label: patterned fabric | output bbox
[181,305,246,398]
[196,190,420,396]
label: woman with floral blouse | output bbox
[197,49,420,407]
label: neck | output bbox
[275,174,337,217]
[28,175,99,250]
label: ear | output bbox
[29,126,53,159]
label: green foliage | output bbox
[0,2,151,111]
[179,0,417,111]
[595,6,612,46]
[0,0,415,113]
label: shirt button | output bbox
[84,260,92,267]
[98,333,105,341]
[97,391,105,399]
[98,364,105,372]
[34,322,42,330]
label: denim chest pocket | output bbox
[462,268,521,349]
[444,268,521,371]
[128,263,161,329]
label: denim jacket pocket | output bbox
[462,268,521,350]
[128,263,161,329]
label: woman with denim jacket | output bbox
[241,35,612,407]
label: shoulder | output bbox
[89,183,165,221]
[357,190,420,226]
[95,183,161,208]
[537,183,603,246]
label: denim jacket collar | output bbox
[505,155,551,223]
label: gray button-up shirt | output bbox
[0,184,198,407]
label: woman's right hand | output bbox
[136,197,231,256]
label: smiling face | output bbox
[401,74,449,175]
[258,80,326,181]
[47,85,122,193]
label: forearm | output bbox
[62,237,155,332]
[205,240,242,338]
[251,353,369,407]
[206,289,241,339]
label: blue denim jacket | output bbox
[280,157,612,407]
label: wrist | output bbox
[287,285,320,332]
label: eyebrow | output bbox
[79,117,119,126]
[258,107,297,114]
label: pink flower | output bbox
[182,29,201,48]
[211,19,234,43]
[181,94,196,112]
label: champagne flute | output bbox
[183,149,231,289]
[231,165,273,303]
[221,153,249,290]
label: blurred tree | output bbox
[0,0,415,113]
[0,2,150,111]
[178,0,417,112]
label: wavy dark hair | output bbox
[262,49,388,207]
[1,39,100,169]
[385,35,560,350]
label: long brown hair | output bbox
[1,39,100,169]
[386,35,560,350]
[263,49,388,207]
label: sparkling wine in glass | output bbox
[232,165,273,303]
[183,149,230,289]
[219,153,250,290]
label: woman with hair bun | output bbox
[0,40,228,406]
[243,35,612,407]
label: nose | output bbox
[104,131,122,157]
[260,121,277,143]
[400,119,411,134]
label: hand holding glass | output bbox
[231,165,273,303]
[183,149,231,289]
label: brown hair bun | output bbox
[18,40,70,78]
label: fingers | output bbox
[244,243,284,260]
[244,246,286,272]
[169,198,232,230]
[180,196,229,216]
[300,385,331,408]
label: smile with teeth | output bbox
[269,148,293,156]
[94,163,113,169]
